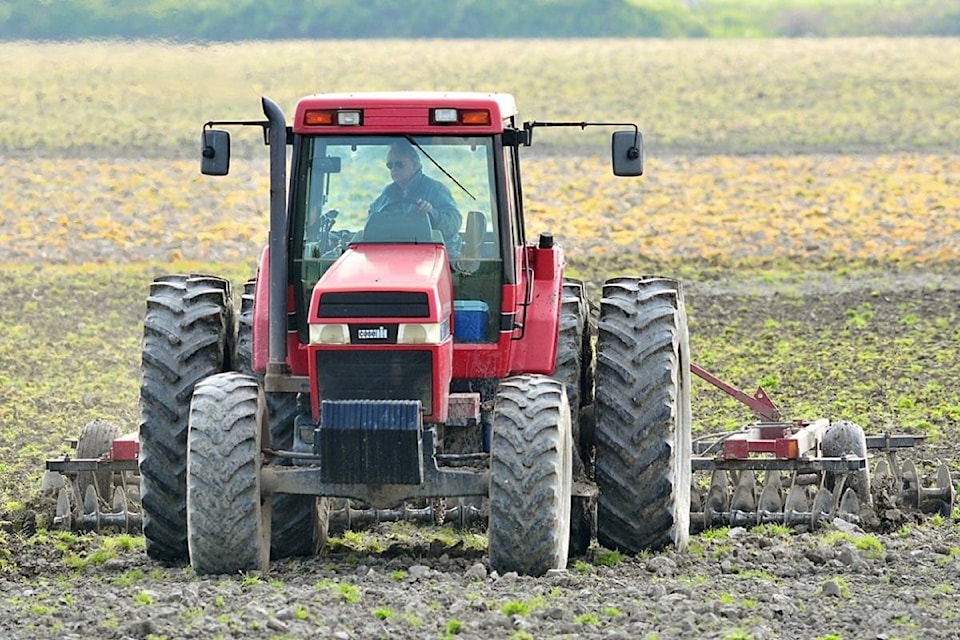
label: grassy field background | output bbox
[2,39,959,155]
[0,38,958,509]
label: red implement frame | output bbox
[716,418,829,460]
[691,363,781,422]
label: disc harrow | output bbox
[691,419,954,532]
[42,428,142,533]
[42,368,954,538]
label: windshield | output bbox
[293,135,498,262]
[291,135,504,343]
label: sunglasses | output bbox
[385,160,408,169]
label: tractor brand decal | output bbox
[350,323,398,343]
[357,326,389,340]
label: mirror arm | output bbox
[522,120,640,151]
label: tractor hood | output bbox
[308,244,454,326]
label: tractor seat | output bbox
[456,210,486,273]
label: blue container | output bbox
[453,300,489,342]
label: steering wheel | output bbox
[376,199,422,217]
[363,200,436,244]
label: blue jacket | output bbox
[369,171,463,259]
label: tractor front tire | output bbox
[186,372,270,575]
[595,277,692,554]
[139,274,233,563]
[488,375,572,576]
[234,282,327,559]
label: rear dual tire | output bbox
[595,277,692,554]
[235,277,328,559]
[139,274,233,563]
[554,279,595,557]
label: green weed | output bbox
[499,596,544,617]
[572,559,594,574]
[750,523,791,537]
[445,619,463,635]
[335,583,362,604]
[373,607,394,620]
[701,527,731,541]
[593,547,625,567]
[400,612,423,628]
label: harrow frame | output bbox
[42,364,955,536]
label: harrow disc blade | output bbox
[41,470,65,493]
[837,487,861,522]
[83,485,99,519]
[730,472,757,512]
[729,471,758,527]
[917,462,955,515]
[874,457,892,480]
[702,470,729,529]
[901,459,920,508]
[757,472,784,524]
[810,488,835,527]
[113,485,128,513]
[55,486,74,531]
[935,463,956,506]
[783,485,809,526]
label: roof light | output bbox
[303,109,335,126]
[337,110,362,126]
[303,109,363,126]
[433,108,459,123]
[461,110,490,125]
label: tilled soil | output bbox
[2,521,959,640]
[1,270,958,640]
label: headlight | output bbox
[398,321,449,345]
[310,323,349,344]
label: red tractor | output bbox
[134,92,692,576]
[43,92,953,575]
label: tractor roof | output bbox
[293,91,519,136]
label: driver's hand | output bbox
[416,199,433,215]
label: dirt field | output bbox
[1,35,958,635]
[1,261,957,639]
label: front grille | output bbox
[316,349,433,414]
[318,292,429,318]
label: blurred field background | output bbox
[0,38,958,507]
[2,38,958,276]
[1,0,957,39]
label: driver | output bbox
[368,140,462,259]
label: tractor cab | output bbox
[291,132,504,347]
[200,93,643,426]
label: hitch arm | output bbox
[690,363,781,422]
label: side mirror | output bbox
[200,129,231,176]
[611,130,643,177]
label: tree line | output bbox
[1,0,957,40]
